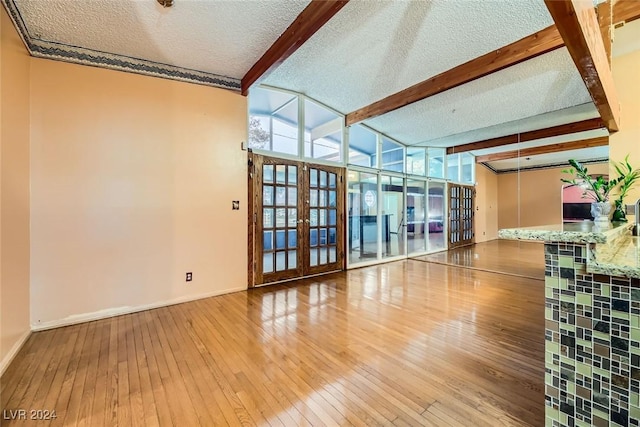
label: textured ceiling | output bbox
[486,146,609,172]
[421,103,600,149]
[264,0,555,114]
[7,0,639,169]
[12,0,310,80]
[364,48,592,146]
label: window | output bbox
[348,125,377,167]
[406,147,426,176]
[446,152,475,183]
[381,137,404,172]
[248,87,299,156]
[447,153,460,181]
[304,99,342,162]
[428,147,445,179]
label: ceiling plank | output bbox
[345,25,564,126]
[445,118,605,155]
[614,0,640,24]
[544,0,620,132]
[241,0,349,96]
[475,136,609,163]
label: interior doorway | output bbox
[249,154,346,286]
[448,184,474,249]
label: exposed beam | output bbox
[446,118,605,155]
[614,0,640,24]
[241,0,349,96]
[475,136,609,163]
[597,0,613,65]
[345,25,564,126]
[544,0,620,132]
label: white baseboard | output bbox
[31,286,247,332]
[0,329,32,376]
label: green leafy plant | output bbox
[611,155,640,221]
[561,159,623,203]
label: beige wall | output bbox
[610,49,640,205]
[29,59,248,327]
[475,164,498,242]
[497,163,610,229]
[1,8,31,368]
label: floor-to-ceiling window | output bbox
[347,170,379,264]
[248,85,475,273]
[381,175,405,259]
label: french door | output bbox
[249,154,345,286]
[448,184,474,249]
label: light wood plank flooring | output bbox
[1,245,544,426]
[412,240,545,280]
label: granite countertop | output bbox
[498,221,632,244]
[588,233,640,279]
[499,220,640,279]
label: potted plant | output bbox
[561,159,623,225]
[611,155,640,222]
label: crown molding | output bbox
[1,0,241,91]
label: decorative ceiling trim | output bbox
[493,157,608,174]
[1,0,241,91]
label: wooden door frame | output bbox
[248,154,346,287]
[448,183,475,249]
[303,162,346,277]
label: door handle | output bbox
[297,220,304,224]
[305,219,310,223]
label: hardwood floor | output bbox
[412,240,545,280]
[1,251,544,426]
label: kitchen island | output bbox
[499,221,639,427]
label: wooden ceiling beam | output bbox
[614,0,640,24]
[597,0,613,65]
[475,136,609,163]
[445,117,605,155]
[241,0,349,96]
[544,0,620,132]
[345,25,564,126]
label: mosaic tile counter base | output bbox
[545,242,640,427]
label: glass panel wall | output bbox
[461,152,474,183]
[428,182,446,251]
[304,99,342,163]
[428,147,445,178]
[446,152,475,184]
[447,153,460,181]
[381,137,404,172]
[381,175,405,259]
[407,179,427,254]
[347,171,378,264]
[248,87,299,156]
[406,147,426,176]
[348,125,377,167]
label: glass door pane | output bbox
[305,165,344,275]
[428,182,446,252]
[381,175,404,259]
[407,179,427,255]
[348,171,378,264]
[448,184,474,249]
[255,156,303,284]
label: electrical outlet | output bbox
[186,272,192,282]
[232,201,240,210]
